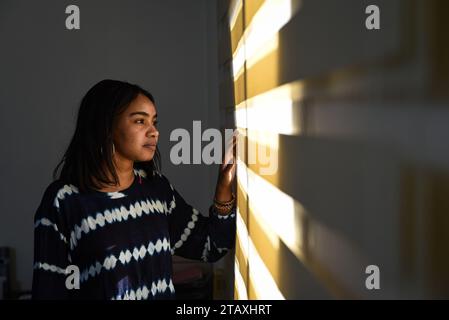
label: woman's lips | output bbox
[143,144,156,150]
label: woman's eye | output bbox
[135,119,158,126]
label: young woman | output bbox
[32,79,237,300]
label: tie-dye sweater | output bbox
[32,169,236,300]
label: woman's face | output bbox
[112,93,159,163]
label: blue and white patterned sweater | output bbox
[32,169,236,300]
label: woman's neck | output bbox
[96,156,135,192]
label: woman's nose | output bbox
[148,126,159,138]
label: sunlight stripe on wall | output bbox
[234,259,248,300]
[236,206,284,299]
[235,81,306,135]
[229,0,243,31]
[232,0,294,77]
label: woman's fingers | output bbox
[224,130,239,161]
[220,129,239,176]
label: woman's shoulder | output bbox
[138,168,174,192]
[43,179,79,199]
[36,179,79,215]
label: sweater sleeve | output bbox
[161,174,236,263]
[32,183,72,300]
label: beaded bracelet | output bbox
[213,193,235,214]
[213,193,235,206]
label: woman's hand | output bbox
[214,130,239,203]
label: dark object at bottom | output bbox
[174,271,213,300]
[0,247,12,299]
